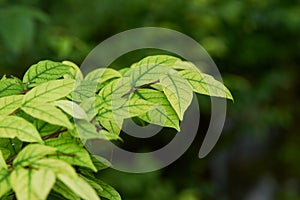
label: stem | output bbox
[122,79,160,97]
[42,129,68,140]
[6,129,68,165]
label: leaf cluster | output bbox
[0,55,232,199]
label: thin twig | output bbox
[122,79,160,97]
[42,129,68,140]
[6,129,68,164]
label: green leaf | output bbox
[52,181,80,200]
[0,116,43,143]
[80,175,104,194]
[13,144,57,167]
[57,174,100,200]
[0,148,10,160]
[45,138,97,172]
[0,138,22,159]
[11,168,55,200]
[23,60,73,84]
[0,169,11,198]
[85,68,121,84]
[91,155,111,171]
[134,89,180,131]
[0,151,7,169]
[22,79,75,105]
[160,71,193,120]
[0,95,23,116]
[30,158,77,178]
[22,102,73,129]
[54,100,88,119]
[93,179,121,200]
[33,120,61,137]
[179,69,233,100]
[0,77,24,98]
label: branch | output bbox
[6,129,68,165]
[122,80,160,97]
[42,129,68,140]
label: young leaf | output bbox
[23,60,73,84]
[0,95,23,116]
[0,116,43,143]
[57,174,100,200]
[0,170,11,198]
[134,89,180,131]
[22,102,73,129]
[45,138,97,172]
[0,77,24,98]
[22,79,75,105]
[13,144,57,167]
[179,69,233,100]
[54,100,88,119]
[72,119,108,141]
[160,71,193,120]
[11,168,56,200]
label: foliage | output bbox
[1,0,299,198]
[0,56,232,199]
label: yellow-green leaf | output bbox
[160,71,193,120]
[179,69,233,100]
[57,174,100,200]
[23,60,73,84]
[0,116,43,143]
[23,79,75,105]
[85,68,121,84]
[0,77,24,98]
[54,100,88,119]
[0,150,7,170]
[0,95,23,116]
[45,138,97,172]
[52,181,81,200]
[71,80,97,102]
[13,144,57,167]
[62,60,84,80]
[30,158,77,178]
[22,102,73,129]
[11,168,55,200]
[0,169,11,198]
[126,55,179,86]
[134,89,180,131]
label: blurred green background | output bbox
[1,0,300,199]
